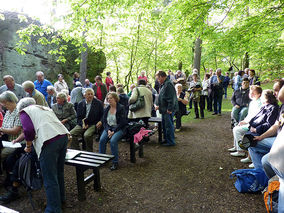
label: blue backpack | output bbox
[230,168,269,193]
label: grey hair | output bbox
[47,85,55,91]
[216,68,222,73]
[0,91,18,103]
[22,81,35,90]
[36,71,44,77]
[56,92,67,101]
[175,83,182,90]
[17,97,36,111]
[3,75,14,81]
[84,88,94,95]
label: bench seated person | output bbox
[70,88,104,152]
[231,78,250,128]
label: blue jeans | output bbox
[99,130,124,164]
[213,90,223,114]
[39,135,68,213]
[162,113,175,145]
[224,86,228,99]
[262,153,284,213]
[231,106,248,122]
[248,137,276,169]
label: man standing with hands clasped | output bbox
[155,71,179,146]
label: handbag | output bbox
[230,168,269,193]
[129,88,145,112]
[238,133,258,150]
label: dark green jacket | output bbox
[158,78,179,114]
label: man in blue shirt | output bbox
[34,71,53,100]
[210,68,225,115]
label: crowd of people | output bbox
[0,67,282,212]
[228,71,284,212]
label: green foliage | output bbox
[14,0,283,87]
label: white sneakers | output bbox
[249,163,254,168]
[230,151,246,157]
[228,147,236,152]
[240,157,252,163]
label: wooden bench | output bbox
[0,205,19,213]
[65,149,114,201]
[130,130,155,163]
[148,117,163,143]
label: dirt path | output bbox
[4,112,265,212]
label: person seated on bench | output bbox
[70,88,103,152]
[128,79,153,127]
[52,92,77,131]
[248,79,284,169]
[175,83,189,132]
[231,78,250,127]
[0,144,36,203]
[230,89,278,158]
[99,92,127,170]
[0,91,23,164]
[228,85,262,156]
[261,86,284,212]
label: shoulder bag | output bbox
[129,87,145,112]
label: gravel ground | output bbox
[2,112,266,213]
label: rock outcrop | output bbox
[0,11,62,85]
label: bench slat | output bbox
[73,150,114,158]
[66,159,100,167]
[80,154,110,161]
[75,157,105,164]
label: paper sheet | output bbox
[2,141,22,148]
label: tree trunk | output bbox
[79,43,88,84]
[243,52,249,70]
[193,37,202,75]
[178,61,182,71]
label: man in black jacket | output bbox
[70,88,103,152]
[231,78,250,124]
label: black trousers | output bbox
[193,100,204,118]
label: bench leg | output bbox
[139,144,144,158]
[76,167,86,201]
[158,122,162,143]
[130,137,136,163]
[93,168,101,191]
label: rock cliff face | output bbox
[0,11,62,85]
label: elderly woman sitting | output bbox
[15,97,69,212]
[99,92,127,170]
[0,91,23,160]
[52,92,77,131]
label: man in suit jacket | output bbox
[70,88,103,152]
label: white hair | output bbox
[84,88,94,95]
[47,85,55,91]
[175,83,182,91]
[36,71,44,77]
[17,97,36,111]
[0,91,18,103]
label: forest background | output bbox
[4,0,284,88]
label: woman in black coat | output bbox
[99,92,127,170]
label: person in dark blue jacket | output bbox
[231,89,279,157]
[99,92,127,170]
[248,90,279,135]
[223,72,230,99]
